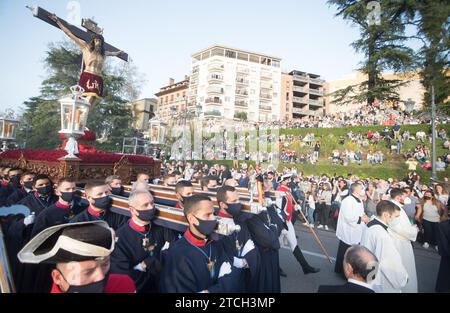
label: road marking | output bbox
[281,246,336,262]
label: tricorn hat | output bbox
[18,221,114,264]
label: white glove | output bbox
[218,261,232,278]
[24,213,35,226]
[133,263,145,272]
[241,239,255,257]
[233,257,248,269]
[294,204,301,211]
[161,241,170,251]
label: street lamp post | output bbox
[431,85,437,182]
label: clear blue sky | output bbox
[0,0,366,113]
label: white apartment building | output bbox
[188,45,282,122]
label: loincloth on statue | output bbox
[79,71,103,98]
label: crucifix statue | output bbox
[27,6,128,106]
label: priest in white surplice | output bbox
[388,188,419,293]
[361,200,409,292]
[335,182,370,275]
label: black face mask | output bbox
[10,176,21,187]
[60,191,76,203]
[24,181,34,190]
[93,196,112,210]
[423,196,432,200]
[180,195,192,204]
[226,203,242,217]
[37,184,53,196]
[111,186,124,196]
[208,187,218,192]
[60,270,108,293]
[137,208,156,222]
[194,216,217,237]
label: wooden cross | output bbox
[27,6,128,62]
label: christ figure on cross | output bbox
[48,14,125,106]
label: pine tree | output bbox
[327,0,415,106]
[410,0,450,113]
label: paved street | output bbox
[280,223,441,293]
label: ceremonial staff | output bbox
[292,196,333,264]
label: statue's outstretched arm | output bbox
[48,13,87,49]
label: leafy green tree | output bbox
[327,0,415,106]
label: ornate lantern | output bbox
[0,109,20,151]
[58,85,91,158]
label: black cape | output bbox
[216,212,261,293]
[436,219,450,292]
[246,210,281,293]
[70,207,128,230]
[110,220,174,293]
[160,232,242,293]
[7,193,58,293]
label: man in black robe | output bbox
[160,194,242,293]
[105,175,128,197]
[5,172,35,206]
[436,218,450,292]
[0,168,23,206]
[111,189,170,292]
[31,177,86,238]
[216,186,260,292]
[70,180,127,230]
[24,177,88,293]
[7,174,57,292]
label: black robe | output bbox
[7,193,58,293]
[0,183,17,207]
[216,212,261,293]
[31,198,87,238]
[110,220,171,292]
[70,207,128,230]
[160,231,242,293]
[436,219,450,292]
[5,187,31,206]
[246,209,281,293]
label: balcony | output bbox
[208,63,225,71]
[309,99,323,107]
[292,107,308,114]
[293,96,308,104]
[260,70,272,79]
[259,105,272,111]
[260,82,272,89]
[235,89,249,97]
[207,86,224,95]
[205,97,223,105]
[235,100,249,108]
[237,67,249,74]
[293,86,308,93]
[236,78,249,86]
[208,74,224,82]
[309,88,323,96]
[293,74,309,83]
[310,77,324,85]
[260,93,272,100]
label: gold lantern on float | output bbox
[58,85,91,158]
